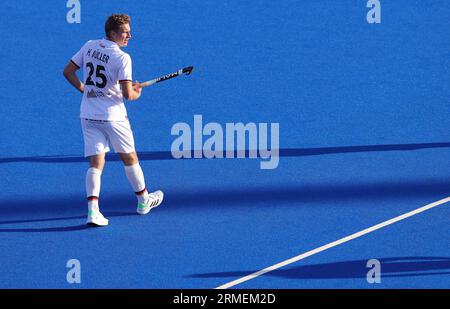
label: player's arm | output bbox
[63,61,84,93]
[121,80,142,101]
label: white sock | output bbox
[137,190,149,204]
[86,167,102,211]
[88,199,99,212]
[124,163,148,204]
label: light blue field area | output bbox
[0,0,449,288]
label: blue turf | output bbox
[0,0,449,288]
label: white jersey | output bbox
[71,39,132,121]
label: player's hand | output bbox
[133,80,142,98]
[133,80,141,91]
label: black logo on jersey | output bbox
[86,89,111,98]
[87,89,105,98]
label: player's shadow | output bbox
[187,257,450,280]
[0,186,143,231]
[0,211,136,232]
[1,142,450,163]
[0,224,94,232]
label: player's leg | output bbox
[107,120,164,214]
[119,151,147,201]
[81,119,110,226]
[86,154,105,217]
[119,152,164,214]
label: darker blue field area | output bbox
[0,0,449,288]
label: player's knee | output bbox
[90,161,105,170]
[121,152,138,166]
[89,155,105,170]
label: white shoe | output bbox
[137,190,164,215]
[86,210,109,226]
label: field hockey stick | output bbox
[139,66,194,88]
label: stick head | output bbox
[182,66,194,75]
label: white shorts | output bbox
[81,118,136,157]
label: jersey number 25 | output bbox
[86,62,107,88]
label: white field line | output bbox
[215,197,450,289]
